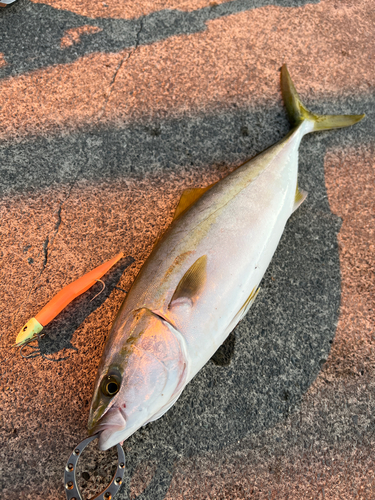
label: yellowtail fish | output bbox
[88,65,364,450]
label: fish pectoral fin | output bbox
[293,183,308,213]
[173,182,217,220]
[169,255,207,308]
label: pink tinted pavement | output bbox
[0,0,374,498]
[1,0,374,139]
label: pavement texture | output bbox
[0,0,374,499]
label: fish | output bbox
[88,65,364,450]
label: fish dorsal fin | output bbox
[293,183,308,213]
[173,183,217,220]
[169,255,207,308]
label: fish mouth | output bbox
[89,406,127,450]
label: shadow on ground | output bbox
[1,0,374,492]
[1,95,367,498]
[0,0,319,79]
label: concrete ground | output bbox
[0,0,374,498]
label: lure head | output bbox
[88,307,187,450]
[14,318,43,347]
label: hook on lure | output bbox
[13,252,124,350]
[19,337,44,359]
[64,434,125,500]
[90,279,106,303]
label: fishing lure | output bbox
[14,252,124,348]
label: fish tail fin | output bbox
[280,64,365,132]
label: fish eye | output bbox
[101,372,121,397]
[106,381,118,395]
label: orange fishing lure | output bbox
[15,252,124,347]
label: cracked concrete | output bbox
[9,158,89,331]
[1,0,374,499]
[98,17,145,122]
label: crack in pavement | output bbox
[6,8,146,337]
[97,16,145,122]
[9,160,86,335]
[38,156,87,270]
[0,0,319,80]
[42,235,49,269]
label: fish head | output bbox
[88,307,187,450]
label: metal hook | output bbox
[19,340,41,359]
[18,332,46,358]
[64,434,125,500]
[90,279,106,302]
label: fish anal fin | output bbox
[240,286,260,319]
[229,286,260,331]
[169,255,207,308]
[293,183,307,213]
[173,182,217,220]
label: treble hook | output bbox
[64,434,125,500]
[19,334,45,359]
[18,333,74,361]
[20,343,39,359]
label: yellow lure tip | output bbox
[14,317,43,347]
